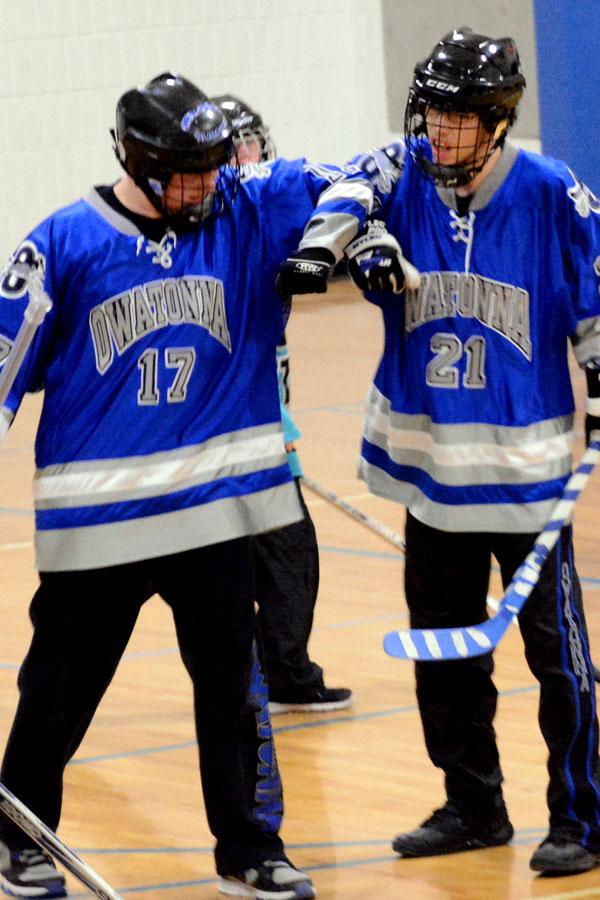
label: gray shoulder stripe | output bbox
[84,188,142,236]
[436,141,520,211]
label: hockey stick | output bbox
[0,782,122,899]
[383,439,600,662]
[0,270,120,897]
[301,475,405,550]
[302,475,506,618]
[0,266,52,409]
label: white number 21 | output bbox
[425,333,486,389]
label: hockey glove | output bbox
[585,365,600,445]
[276,247,335,297]
[345,219,421,294]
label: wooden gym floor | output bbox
[0,279,599,898]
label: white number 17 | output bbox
[137,347,196,406]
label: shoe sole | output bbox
[392,831,513,858]
[268,699,353,715]
[530,855,599,874]
[218,875,316,898]
[0,873,67,898]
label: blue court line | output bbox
[75,840,388,855]
[319,543,403,561]
[0,506,32,516]
[318,543,600,587]
[66,831,549,898]
[293,402,363,416]
[74,829,548,856]
[69,685,538,766]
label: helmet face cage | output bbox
[405,28,525,188]
[118,134,239,229]
[404,91,508,188]
[234,123,276,164]
[145,166,240,228]
[210,95,277,164]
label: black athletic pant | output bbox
[0,538,285,874]
[405,511,600,847]
[253,479,323,699]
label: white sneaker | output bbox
[218,859,315,899]
[0,842,66,897]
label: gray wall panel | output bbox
[382,0,538,139]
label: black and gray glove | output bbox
[585,365,600,445]
[345,220,420,294]
[276,247,335,297]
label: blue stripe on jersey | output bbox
[361,439,569,507]
[35,463,292,531]
[552,538,600,840]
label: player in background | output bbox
[212,94,353,714]
[0,73,374,899]
[334,28,600,876]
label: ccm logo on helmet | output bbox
[425,79,460,92]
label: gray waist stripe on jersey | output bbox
[34,481,303,572]
[34,422,284,510]
[358,460,560,534]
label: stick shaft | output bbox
[0,783,122,899]
[384,440,600,661]
[0,285,52,409]
[0,278,117,893]
[301,475,405,550]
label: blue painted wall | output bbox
[534,0,600,193]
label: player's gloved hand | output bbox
[345,219,421,294]
[585,366,600,446]
[276,248,335,297]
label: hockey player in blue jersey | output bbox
[340,28,600,876]
[212,93,353,715]
[0,73,374,899]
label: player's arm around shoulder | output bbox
[346,139,407,208]
[274,156,376,297]
[340,141,419,300]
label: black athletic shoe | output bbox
[268,687,353,715]
[0,843,67,898]
[530,834,600,874]
[392,802,514,858]
[218,859,316,898]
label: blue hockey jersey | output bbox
[350,140,600,532]
[0,158,372,570]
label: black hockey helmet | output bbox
[112,72,237,225]
[211,93,276,162]
[405,27,526,187]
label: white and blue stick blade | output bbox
[383,608,515,662]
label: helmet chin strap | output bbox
[137,176,169,218]
[492,118,509,146]
[419,158,472,188]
